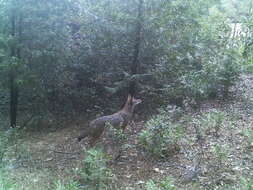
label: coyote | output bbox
[77,95,142,145]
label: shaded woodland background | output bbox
[0,0,252,126]
[0,0,253,190]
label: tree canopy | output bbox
[1,0,251,127]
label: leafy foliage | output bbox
[78,148,115,190]
[0,171,16,190]
[242,129,253,148]
[53,180,80,190]
[0,128,17,165]
[145,177,176,190]
[0,0,246,125]
[192,109,227,138]
[138,107,184,158]
[240,177,253,190]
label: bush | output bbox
[211,144,230,166]
[0,128,17,165]
[183,54,240,101]
[78,148,115,190]
[242,129,253,148]
[243,64,253,74]
[138,107,184,158]
[0,169,16,190]
[154,53,240,108]
[54,180,80,190]
[240,177,253,190]
[217,54,241,97]
[192,109,226,138]
[106,122,128,147]
[0,132,9,164]
[145,177,176,190]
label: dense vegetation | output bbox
[0,0,252,189]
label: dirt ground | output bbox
[7,74,253,190]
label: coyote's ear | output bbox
[127,94,132,102]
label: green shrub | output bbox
[145,177,176,190]
[182,70,210,101]
[138,108,184,158]
[243,64,253,74]
[54,180,80,190]
[183,54,240,101]
[145,180,158,190]
[211,144,230,166]
[78,148,115,190]
[217,54,241,97]
[240,177,253,190]
[0,133,8,164]
[242,129,253,148]
[193,110,226,138]
[0,170,16,190]
[106,122,128,147]
[0,128,17,165]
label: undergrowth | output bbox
[77,148,116,190]
[145,177,176,190]
[138,106,184,158]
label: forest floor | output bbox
[4,74,253,190]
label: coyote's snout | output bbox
[77,94,142,146]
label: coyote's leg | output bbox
[89,128,105,147]
[89,137,99,147]
[122,124,127,133]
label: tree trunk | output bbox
[129,0,143,97]
[10,70,18,128]
[9,2,21,128]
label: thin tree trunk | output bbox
[129,0,143,96]
[10,70,18,128]
[9,1,21,128]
